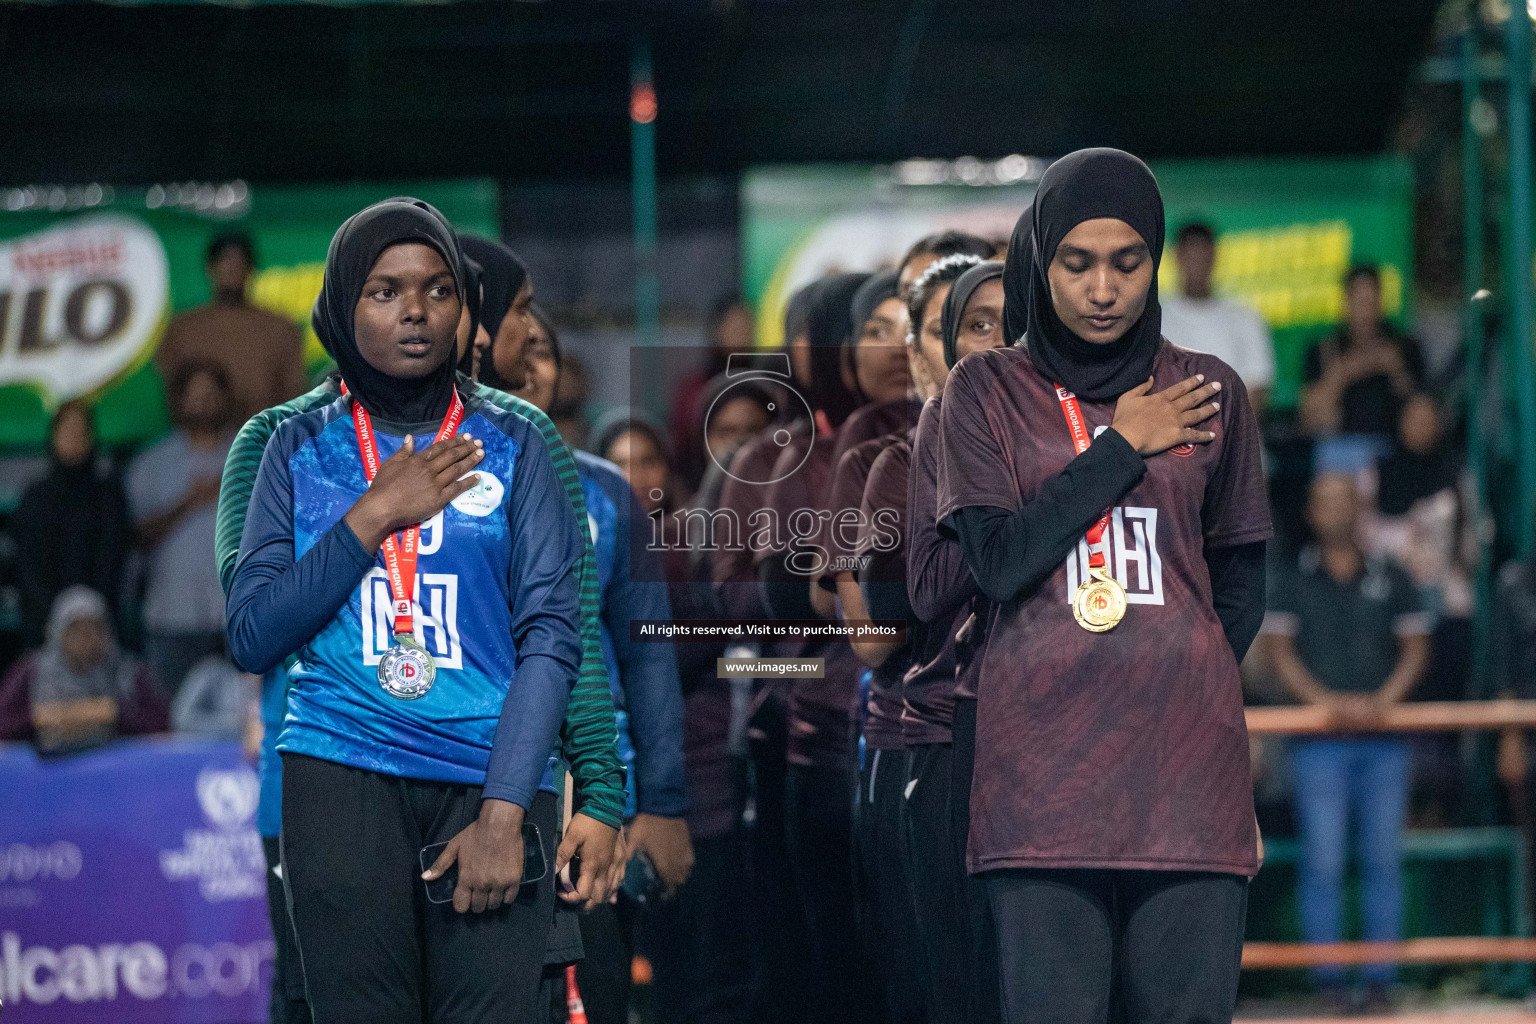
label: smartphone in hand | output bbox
[419,821,548,906]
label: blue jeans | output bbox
[1313,434,1393,475]
[1290,737,1410,987]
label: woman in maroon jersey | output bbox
[711,279,821,1024]
[886,254,1006,1024]
[757,271,882,1024]
[813,268,925,1024]
[936,148,1270,1024]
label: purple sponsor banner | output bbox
[0,737,272,1023]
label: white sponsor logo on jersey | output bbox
[1065,506,1165,607]
[361,570,463,670]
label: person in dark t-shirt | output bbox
[1299,264,1426,474]
[1261,473,1429,1009]
[936,150,1270,1024]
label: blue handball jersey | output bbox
[574,450,687,819]
[227,393,583,809]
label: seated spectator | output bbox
[171,654,257,739]
[12,401,133,648]
[128,360,237,696]
[1161,221,1277,413]
[156,232,306,425]
[1365,394,1471,617]
[1299,265,1426,473]
[0,586,169,754]
[1261,473,1431,1012]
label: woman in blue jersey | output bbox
[227,198,586,1024]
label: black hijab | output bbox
[1001,201,1033,346]
[312,197,463,423]
[784,280,817,354]
[592,407,672,468]
[847,269,901,400]
[460,236,529,394]
[461,236,528,341]
[803,272,869,431]
[1022,149,1165,401]
[941,260,1005,370]
[455,254,484,376]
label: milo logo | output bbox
[0,214,169,409]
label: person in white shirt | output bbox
[1162,221,1276,413]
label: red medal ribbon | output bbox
[342,382,465,639]
[1054,384,1112,570]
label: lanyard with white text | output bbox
[343,381,465,639]
[1053,384,1112,571]
[1054,384,1127,632]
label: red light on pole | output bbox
[631,82,657,124]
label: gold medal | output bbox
[1072,566,1127,633]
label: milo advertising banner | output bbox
[0,180,498,452]
[743,157,1413,407]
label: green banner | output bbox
[742,157,1413,408]
[0,179,498,453]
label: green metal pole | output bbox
[1508,0,1536,559]
[1465,14,1493,702]
[630,33,660,349]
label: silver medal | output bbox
[378,635,436,700]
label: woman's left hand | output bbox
[555,812,622,910]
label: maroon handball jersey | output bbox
[894,395,973,743]
[716,426,808,603]
[762,427,859,767]
[825,433,908,750]
[936,340,1271,877]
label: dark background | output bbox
[0,0,1441,185]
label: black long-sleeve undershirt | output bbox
[759,551,818,621]
[1205,541,1266,663]
[949,427,1147,606]
[860,545,913,625]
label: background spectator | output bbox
[699,373,775,475]
[592,409,676,513]
[1161,221,1277,413]
[1299,265,1427,473]
[156,232,306,425]
[171,654,257,739]
[12,401,133,648]
[669,294,756,488]
[1365,394,1471,617]
[595,411,756,1024]
[127,361,236,696]
[0,586,169,754]
[1261,473,1431,1011]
